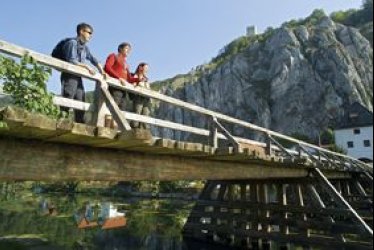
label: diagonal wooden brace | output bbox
[212,117,240,152]
[267,134,293,158]
[299,145,321,165]
[100,81,132,131]
[312,168,373,237]
[319,151,341,169]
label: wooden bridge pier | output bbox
[183,171,373,249]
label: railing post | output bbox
[265,133,272,156]
[90,81,108,127]
[100,81,132,131]
[209,116,218,149]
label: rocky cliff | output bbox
[152,15,373,142]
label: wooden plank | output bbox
[100,82,131,131]
[178,142,211,156]
[312,168,373,236]
[48,122,107,146]
[183,223,373,249]
[0,106,59,139]
[195,199,354,217]
[0,137,314,182]
[124,138,180,155]
[90,82,107,127]
[213,117,240,151]
[53,96,92,112]
[187,211,365,235]
[97,128,154,149]
[209,117,218,149]
[134,140,211,157]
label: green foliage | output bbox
[320,128,335,145]
[0,121,8,129]
[363,0,373,21]
[300,9,327,26]
[159,181,191,193]
[331,10,356,24]
[131,181,192,193]
[282,19,302,29]
[331,0,373,26]
[329,144,348,154]
[0,54,63,118]
[212,36,250,67]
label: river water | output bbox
[0,188,229,250]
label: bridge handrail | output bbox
[52,96,362,166]
[0,39,371,172]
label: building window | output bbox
[364,140,371,147]
[353,129,361,135]
[347,141,354,148]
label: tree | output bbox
[304,9,327,25]
[0,54,63,118]
[362,0,373,21]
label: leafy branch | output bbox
[0,54,64,119]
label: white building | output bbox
[335,103,373,163]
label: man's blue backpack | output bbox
[51,38,74,61]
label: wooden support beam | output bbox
[91,81,107,127]
[99,82,131,131]
[299,146,321,165]
[312,168,373,237]
[209,117,218,149]
[0,136,313,182]
[212,117,240,152]
[268,135,293,158]
[265,133,273,156]
[364,172,373,182]
[318,150,341,170]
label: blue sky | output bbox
[0,0,363,93]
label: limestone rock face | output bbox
[153,17,373,142]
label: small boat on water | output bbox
[76,202,127,230]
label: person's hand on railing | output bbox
[137,82,151,89]
[85,65,96,75]
[97,64,107,80]
[119,78,127,86]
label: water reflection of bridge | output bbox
[0,39,373,249]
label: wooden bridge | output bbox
[0,39,373,249]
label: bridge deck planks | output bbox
[94,129,154,149]
[0,136,316,181]
[0,106,353,171]
[0,106,58,140]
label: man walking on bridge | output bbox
[55,23,106,123]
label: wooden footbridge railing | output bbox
[0,39,371,173]
[0,39,373,249]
